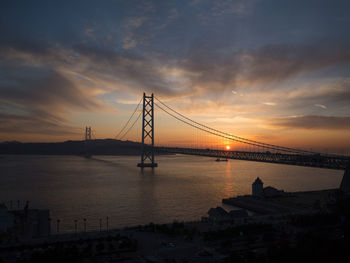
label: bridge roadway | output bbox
[155,147,350,170]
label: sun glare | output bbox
[226,145,230,150]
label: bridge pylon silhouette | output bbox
[83,126,92,158]
[85,126,92,141]
[137,93,157,168]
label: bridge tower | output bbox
[138,93,157,168]
[83,126,92,158]
[85,126,92,141]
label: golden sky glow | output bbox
[0,1,350,154]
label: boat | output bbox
[215,158,228,162]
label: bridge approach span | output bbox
[156,146,349,170]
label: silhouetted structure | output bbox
[263,186,285,197]
[85,126,92,141]
[83,126,92,158]
[228,209,249,219]
[138,93,157,168]
[208,206,228,224]
[0,203,50,238]
[252,177,264,196]
[85,126,91,141]
[340,163,350,194]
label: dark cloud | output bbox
[71,44,182,96]
[181,42,350,93]
[0,40,188,96]
[210,0,259,16]
[0,112,80,136]
[270,79,350,112]
[243,44,350,85]
[0,39,190,137]
[2,38,350,99]
[310,82,350,104]
[0,64,99,136]
[0,66,99,110]
[269,115,350,130]
[1,36,350,137]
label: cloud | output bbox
[124,17,147,29]
[0,112,80,136]
[211,0,259,16]
[277,78,350,111]
[314,104,327,109]
[0,39,188,96]
[178,43,350,96]
[2,38,350,100]
[1,35,350,138]
[0,39,195,137]
[122,33,138,49]
[263,102,277,106]
[0,62,101,136]
[268,115,350,130]
[241,44,350,86]
[117,99,141,105]
[84,27,96,40]
[122,16,149,50]
[71,44,188,96]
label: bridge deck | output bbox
[156,147,349,170]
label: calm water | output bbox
[0,154,343,233]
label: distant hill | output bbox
[0,139,142,156]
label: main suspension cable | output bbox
[119,111,142,140]
[155,96,317,155]
[155,102,299,153]
[115,98,142,139]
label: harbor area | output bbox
[1,167,349,262]
[222,188,338,216]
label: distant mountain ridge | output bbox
[0,139,142,156]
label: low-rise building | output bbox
[208,207,229,224]
[252,178,285,198]
[263,186,285,197]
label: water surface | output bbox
[0,154,343,232]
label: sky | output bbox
[0,0,350,153]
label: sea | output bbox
[0,154,343,233]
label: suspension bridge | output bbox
[89,93,350,170]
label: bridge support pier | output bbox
[138,93,158,168]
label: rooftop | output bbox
[252,177,263,185]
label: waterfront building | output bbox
[252,177,264,197]
[263,186,285,197]
[208,206,229,224]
